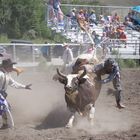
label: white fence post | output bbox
[13,44,16,62]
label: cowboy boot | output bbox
[116,90,125,109]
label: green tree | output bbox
[0,0,11,33]
[0,0,45,38]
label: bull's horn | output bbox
[78,67,87,79]
[13,67,24,76]
[56,68,66,79]
[0,53,3,57]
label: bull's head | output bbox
[57,67,87,94]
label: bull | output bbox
[56,66,101,128]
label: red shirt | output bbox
[119,32,126,40]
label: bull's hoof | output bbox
[65,123,73,129]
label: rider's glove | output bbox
[101,79,107,84]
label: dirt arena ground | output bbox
[0,66,140,140]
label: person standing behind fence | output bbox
[53,0,61,18]
[89,10,97,25]
[62,43,74,66]
[70,8,77,29]
[52,43,74,80]
[41,41,51,61]
[48,0,55,22]
[118,30,127,48]
[111,13,120,24]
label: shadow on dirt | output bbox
[107,88,116,96]
[35,105,71,130]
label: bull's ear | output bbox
[58,77,67,85]
[79,78,86,84]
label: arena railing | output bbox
[0,41,139,67]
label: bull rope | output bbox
[76,14,97,58]
[84,30,98,63]
[85,30,97,55]
[77,17,98,61]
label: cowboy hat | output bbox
[79,9,84,13]
[91,9,95,13]
[1,59,17,67]
[71,8,76,11]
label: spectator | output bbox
[119,31,127,48]
[110,27,117,39]
[53,44,63,58]
[77,9,89,32]
[0,46,11,59]
[99,15,106,25]
[41,42,51,61]
[70,8,77,29]
[103,24,111,37]
[104,15,112,24]
[124,12,132,22]
[62,43,74,66]
[92,31,101,47]
[48,0,56,24]
[111,13,120,24]
[123,17,136,30]
[83,9,89,22]
[100,32,107,41]
[89,10,97,25]
[53,0,61,16]
[57,6,64,22]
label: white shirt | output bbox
[89,13,96,20]
[0,71,26,91]
[62,47,74,65]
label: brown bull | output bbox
[57,66,101,128]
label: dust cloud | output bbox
[72,86,134,134]
[7,67,66,124]
[5,67,134,133]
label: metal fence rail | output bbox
[0,41,139,67]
